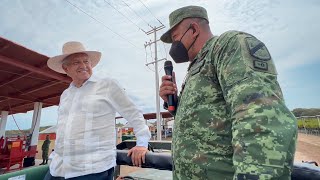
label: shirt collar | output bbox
[86,74,99,83]
[69,74,99,88]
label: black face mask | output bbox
[169,26,199,63]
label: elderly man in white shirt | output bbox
[45,41,151,180]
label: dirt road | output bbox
[294,133,320,164]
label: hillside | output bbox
[4,126,51,137]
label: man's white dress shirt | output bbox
[50,75,151,178]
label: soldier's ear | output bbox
[190,25,196,33]
[193,27,197,34]
[190,23,200,37]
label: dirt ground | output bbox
[294,133,320,164]
[119,166,143,176]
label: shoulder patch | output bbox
[253,60,268,71]
[245,37,271,61]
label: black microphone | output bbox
[164,60,175,112]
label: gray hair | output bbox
[62,53,89,67]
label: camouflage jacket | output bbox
[42,139,51,151]
[172,31,297,180]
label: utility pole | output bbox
[144,25,165,141]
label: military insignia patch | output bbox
[253,60,268,71]
[245,37,271,61]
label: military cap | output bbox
[160,5,209,43]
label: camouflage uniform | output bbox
[42,138,51,163]
[161,6,297,180]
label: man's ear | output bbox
[190,23,200,36]
[62,64,68,74]
[191,26,196,33]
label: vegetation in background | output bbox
[297,118,320,129]
[5,126,51,137]
[292,108,320,117]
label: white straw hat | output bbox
[47,41,101,74]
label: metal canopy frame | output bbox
[0,36,71,115]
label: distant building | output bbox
[38,126,56,140]
[120,122,155,134]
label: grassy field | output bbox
[297,118,320,129]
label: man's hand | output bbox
[160,72,177,102]
[127,146,148,167]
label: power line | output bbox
[65,0,143,52]
[144,44,165,73]
[162,42,168,59]
[104,0,147,33]
[121,0,152,28]
[144,45,155,72]
[137,0,164,26]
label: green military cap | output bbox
[160,5,209,43]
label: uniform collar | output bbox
[197,36,216,58]
[188,37,216,71]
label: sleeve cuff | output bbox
[136,136,149,148]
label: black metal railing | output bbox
[116,140,320,180]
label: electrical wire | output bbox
[121,0,151,27]
[104,0,147,33]
[65,0,143,52]
[144,43,165,73]
[137,0,164,26]
[144,45,155,72]
[162,42,168,59]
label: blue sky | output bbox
[1,0,319,130]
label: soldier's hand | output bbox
[160,73,177,102]
[127,146,148,167]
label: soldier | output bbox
[159,6,298,179]
[40,135,51,165]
